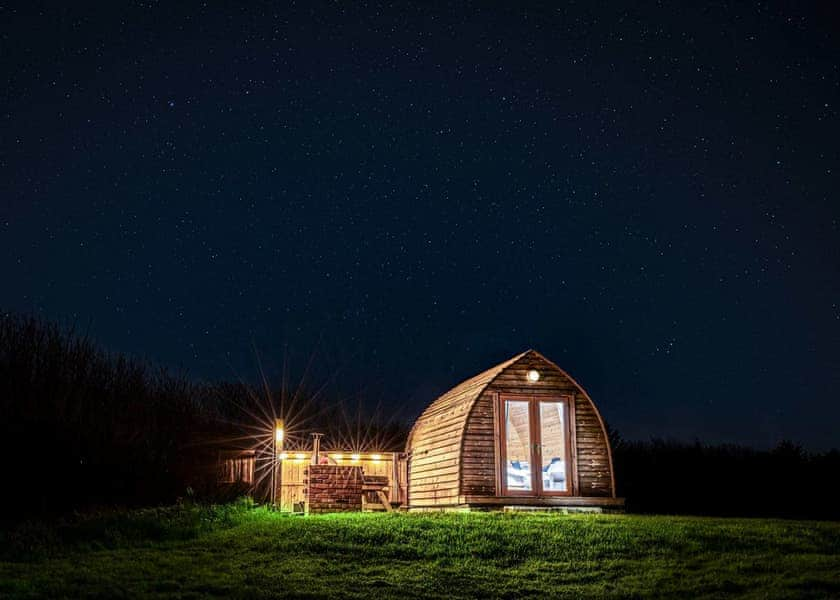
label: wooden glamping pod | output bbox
[406,350,623,511]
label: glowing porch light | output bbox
[350,453,360,462]
[332,453,344,460]
[371,454,382,461]
[295,453,305,461]
[527,369,540,382]
[278,452,288,460]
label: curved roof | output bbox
[406,350,530,451]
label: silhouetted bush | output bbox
[0,312,224,516]
[612,435,840,520]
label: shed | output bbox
[406,350,623,511]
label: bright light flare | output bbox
[527,369,540,382]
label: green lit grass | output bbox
[1,502,838,598]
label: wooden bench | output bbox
[361,474,393,512]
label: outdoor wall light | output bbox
[278,452,288,460]
[527,369,540,382]
[275,418,285,444]
[350,453,360,462]
[295,453,305,460]
[372,454,382,461]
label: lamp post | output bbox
[272,418,284,508]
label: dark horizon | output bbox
[3,3,839,451]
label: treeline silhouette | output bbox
[1,312,837,520]
[0,312,406,517]
[611,435,840,520]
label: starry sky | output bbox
[2,2,838,449]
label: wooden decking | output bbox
[460,495,625,507]
[407,495,625,512]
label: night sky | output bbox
[2,3,838,449]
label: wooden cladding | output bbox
[407,353,523,507]
[219,452,255,484]
[460,392,496,496]
[407,350,618,509]
[574,395,612,496]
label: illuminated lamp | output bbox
[275,419,285,444]
[527,369,540,382]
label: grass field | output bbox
[1,502,838,599]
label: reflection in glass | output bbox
[539,401,567,492]
[505,400,531,491]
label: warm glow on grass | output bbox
[3,508,838,597]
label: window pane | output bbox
[505,400,531,491]
[539,401,567,492]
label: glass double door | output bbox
[501,395,571,496]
